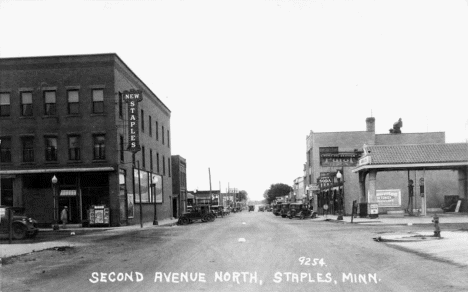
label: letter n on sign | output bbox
[123,89,143,153]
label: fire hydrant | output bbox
[432,214,441,238]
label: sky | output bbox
[1,0,468,201]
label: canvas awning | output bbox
[60,190,77,197]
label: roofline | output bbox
[0,167,115,175]
[352,161,468,173]
[0,53,171,113]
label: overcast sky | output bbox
[1,0,468,201]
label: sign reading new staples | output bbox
[123,89,143,153]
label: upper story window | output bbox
[149,116,152,136]
[21,92,33,116]
[45,136,58,161]
[93,134,106,160]
[155,121,159,141]
[168,157,171,177]
[120,135,124,162]
[118,92,123,118]
[0,93,11,117]
[44,91,57,116]
[92,89,104,114]
[150,149,153,171]
[157,153,160,173]
[162,125,165,145]
[67,90,80,114]
[142,146,146,168]
[141,109,144,132]
[167,130,170,148]
[0,137,12,163]
[22,136,35,162]
[68,135,81,161]
[163,155,166,176]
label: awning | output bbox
[187,193,194,199]
[60,190,77,197]
[0,167,115,175]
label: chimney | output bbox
[366,117,375,132]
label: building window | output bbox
[118,92,123,118]
[163,155,166,176]
[92,89,104,113]
[45,137,58,161]
[156,121,159,141]
[0,93,11,117]
[162,125,165,145]
[120,135,124,162]
[68,135,81,161]
[150,149,153,171]
[141,109,144,132]
[157,153,160,173]
[22,137,34,162]
[168,157,171,177]
[67,90,80,114]
[93,135,106,160]
[142,146,146,168]
[44,91,56,116]
[167,130,170,148]
[0,137,12,162]
[1,178,13,206]
[149,116,152,136]
[21,92,33,116]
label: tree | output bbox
[237,190,248,202]
[265,183,292,204]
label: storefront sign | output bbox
[376,189,401,207]
[320,152,359,167]
[123,89,143,153]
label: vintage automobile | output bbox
[272,202,283,216]
[0,206,39,240]
[258,205,265,212]
[211,205,226,218]
[287,203,316,219]
[280,203,291,218]
[248,205,255,212]
[177,204,216,225]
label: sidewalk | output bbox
[316,212,468,225]
[0,218,179,258]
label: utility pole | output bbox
[209,168,212,205]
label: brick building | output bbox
[305,117,463,215]
[0,54,173,227]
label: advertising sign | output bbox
[123,89,143,153]
[376,189,401,207]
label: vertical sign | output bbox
[123,89,143,153]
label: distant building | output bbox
[0,54,173,226]
[305,117,466,215]
[171,155,187,218]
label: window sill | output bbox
[92,159,107,163]
[42,115,59,120]
[90,113,106,117]
[67,160,83,164]
[65,114,82,118]
[19,116,35,119]
[20,162,36,165]
[44,161,59,164]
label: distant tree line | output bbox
[263,183,292,204]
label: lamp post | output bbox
[51,175,59,230]
[152,174,158,225]
[336,170,343,220]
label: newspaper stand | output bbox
[88,205,110,227]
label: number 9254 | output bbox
[298,257,326,267]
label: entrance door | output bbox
[58,195,78,224]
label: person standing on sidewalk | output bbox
[61,206,68,229]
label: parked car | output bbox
[211,205,226,217]
[258,205,265,212]
[280,203,291,218]
[0,206,39,240]
[177,205,216,225]
[287,203,316,219]
[248,205,255,212]
[272,202,283,216]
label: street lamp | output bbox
[336,171,343,220]
[51,175,59,230]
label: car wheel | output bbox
[29,230,39,238]
[208,215,215,222]
[12,223,27,240]
[179,217,189,225]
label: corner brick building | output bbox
[0,54,173,227]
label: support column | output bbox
[458,167,468,211]
[358,171,367,203]
[368,170,377,203]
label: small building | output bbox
[171,155,187,218]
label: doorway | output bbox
[173,198,178,218]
